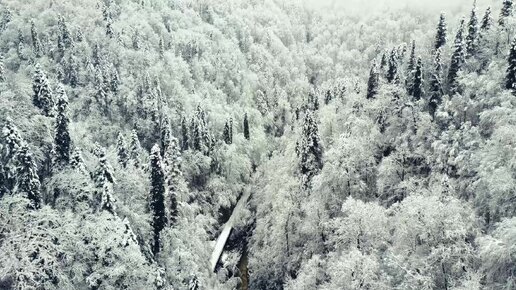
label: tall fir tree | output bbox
[93,147,116,214]
[57,15,72,48]
[160,116,172,157]
[70,148,87,174]
[1,120,24,196]
[366,60,380,99]
[30,19,42,57]
[386,48,398,83]
[481,7,492,31]
[15,145,41,209]
[435,13,447,50]
[54,85,71,166]
[411,57,424,101]
[181,116,189,151]
[163,136,183,226]
[149,144,167,256]
[243,113,250,140]
[466,2,479,56]
[505,39,516,92]
[223,118,233,145]
[297,111,323,189]
[448,19,466,95]
[406,40,416,94]
[32,64,54,116]
[116,133,129,168]
[129,129,142,168]
[429,49,444,118]
[0,53,5,82]
[499,0,513,26]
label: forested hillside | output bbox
[0,0,515,289]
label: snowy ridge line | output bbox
[210,188,252,272]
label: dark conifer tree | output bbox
[160,116,172,156]
[481,7,492,31]
[223,119,231,144]
[386,49,398,83]
[506,39,516,92]
[149,144,167,256]
[93,147,116,214]
[129,129,142,168]
[67,55,79,87]
[380,51,388,71]
[466,3,479,56]
[15,145,42,209]
[366,60,379,99]
[429,49,444,118]
[110,66,119,94]
[411,57,424,101]
[0,54,5,82]
[435,13,447,50]
[70,148,87,174]
[448,19,466,95]
[32,64,54,116]
[243,113,250,140]
[297,111,323,188]
[30,20,42,57]
[106,18,114,38]
[406,41,416,94]
[116,133,129,168]
[54,85,71,165]
[58,15,72,48]
[181,116,189,151]
[163,136,182,226]
[0,120,24,196]
[499,0,513,26]
[324,89,332,104]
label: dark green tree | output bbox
[223,118,233,145]
[466,3,479,56]
[386,49,398,83]
[411,57,424,101]
[32,64,54,116]
[366,60,379,99]
[70,148,87,174]
[149,144,167,256]
[448,19,466,95]
[30,19,42,57]
[181,116,189,151]
[116,133,129,168]
[15,145,41,209]
[481,7,492,31]
[0,54,5,82]
[54,85,71,166]
[499,0,513,26]
[296,111,323,189]
[506,39,516,92]
[429,49,444,118]
[93,147,116,214]
[243,113,250,140]
[163,136,183,226]
[435,13,447,50]
[160,116,172,157]
[129,129,142,168]
[0,120,24,196]
[58,15,72,48]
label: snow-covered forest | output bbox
[0,0,515,289]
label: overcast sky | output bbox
[300,0,498,16]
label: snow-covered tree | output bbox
[243,113,250,140]
[429,49,444,118]
[54,85,71,166]
[92,147,116,214]
[129,129,142,168]
[466,3,479,56]
[499,0,513,26]
[448,19,466,95]
[411,57,424,101]
[481,7,492,31]
[435,13,447,50]
[149,144,167,256]
[15,145,42,209]
[32,64,54,116]
[506,39,516,92]
[116,132,129,168]
[367,60,380,99]
[297,111,323,188]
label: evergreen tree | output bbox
[160,116,172,157]
[505,39,516,92]
[116,133,129,168]
[92,43,101,67]
[30,19,42,57]
[499,0,513,26]
[70,148,87,174]
[93,147,116,214]
[366,60,379,99]
[67,55,79,87]
[481,7,492,31]
[1,120,24,196]
[448,19,466,95]
[0,53,5,82]
[149,144,167,256]
[163,136,182,226]
[435,13,447,50]
[15,145,41,209]
[411,57,424,101]
[32,64,54,116]
[129,129,142,168]
[223,118,233,144]
[429,49,444,118]
[406,41,416,94]
[181,116,189,151]
[106,18,114,38]
[386,48,398,83]
[380,51,388,70]
[466,2,479,56]
[297,111,323,188]
[54,85,71,166]
[243,113,250,140]
[110,66,119,94]
[58,15,72,48]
